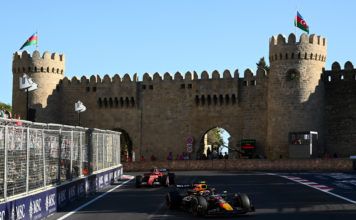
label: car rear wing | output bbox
[159,168,169,172]
[176,184,192,188]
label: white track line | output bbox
[57,176,134,220]
[269,173,356,205]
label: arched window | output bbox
[219,95,224,105]
[103,98,108,108]
[201,95,205,106]
[225,94,230,104]
[298,53,301,59]
[310,53,313,59]
[232,94,237,104]
[34,67,37,72]
[120,97,124,107]
[47,67,49,72]
[41,67,43,72]
[52,68,55,73]
[328,75,331,82]
[291,53,294,59]
[28,67,31,72]
[98,98,102,108]
[274,54,277,60]
[213,95,218,105]
[195,95,200,105]
[279,53,282,60]
[285,53,288,59]
[109,98,113,108]
[130,97,135,107]
[114,97,119,107]
[125,97,129,107]
[207,95,211,105]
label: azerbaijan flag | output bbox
[20,33,38,50]
[294,11,309,34]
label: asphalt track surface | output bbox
[48,171,356,220]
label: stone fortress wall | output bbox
[11,33,356,160]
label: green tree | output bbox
[0,102,12,112]
[256,57,270,72]
[207,127,224,151]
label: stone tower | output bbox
[12,50,65,122]
[267,33,327,159]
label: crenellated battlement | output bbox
[12,50,65,75]
[269,33,326,47]
[323,61,356,82]
[59,69,241,87]
[269,33,327,63]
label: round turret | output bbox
[267,33,327,159]
[12,50,65,122]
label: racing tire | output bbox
[166,190,182,210]
[161,175,169,186]
[168,173,175,185]
[191,196,208,217]
[135,175,142,188]
[234,193,253,214]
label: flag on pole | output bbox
[294,11,309,34]
[19,33,38,50]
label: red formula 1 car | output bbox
[135,167,175,188]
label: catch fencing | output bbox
[0,118,120,202]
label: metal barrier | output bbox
[0,118,121,202]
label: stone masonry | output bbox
[11,33,356,160]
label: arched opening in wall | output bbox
[232,94,237,104]
[201,95,205,106]
[213,95,218,105]
[120,97,124,107]
[195,95,200,105]
[112,128,133,162]
[225,94,230,104]
[125,97,130,107]
[98,98,103,108]
[207,95,211,106]
[103,98,108,108]
[218,95,223,105]
[109,98,113,108]
[197,127,231,160]
[130,97,135,107]
[114,97,119,107]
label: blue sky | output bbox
[1,0,356,104]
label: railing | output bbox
[0,118,121,201]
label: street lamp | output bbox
[19,73,38,120]
[74,101,86,126]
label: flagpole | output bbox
[294,5,297,37]
[36,31,38,50]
